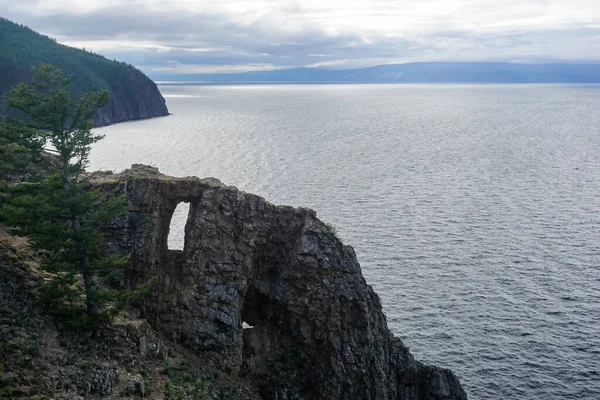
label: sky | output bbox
[2,0,600,75]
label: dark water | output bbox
[90,84,600,399]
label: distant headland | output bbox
[0,17,169,127]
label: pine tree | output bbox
[0,64,135,323]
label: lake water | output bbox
[90,84,600,399]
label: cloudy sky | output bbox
[2,0,600,74]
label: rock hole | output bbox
[167,202,190,250]
[241,289,276,378]
[241,288,264,330]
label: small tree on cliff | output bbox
[0,64,134,323]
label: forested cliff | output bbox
[0,18,168,127]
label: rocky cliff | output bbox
[0,18,169,127]
[91,70,169,127]
[90,164,467,400]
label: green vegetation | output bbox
[161,357,236,400]
[0,17,168,124]
[0,65,136,324]
[0,17,140,94]
[324,222,339,240]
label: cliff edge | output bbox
[90,164,467,400]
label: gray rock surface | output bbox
[92,71,169,127]
[92,164,467,400]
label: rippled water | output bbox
[90,84,600,399]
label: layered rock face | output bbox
[93,165,467,400]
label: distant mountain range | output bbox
[0,18,168,126]
[151,62,600,84]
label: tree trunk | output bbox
[72,216,99,316]
[62,172,99,316]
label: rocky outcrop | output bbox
[92,165,467,400]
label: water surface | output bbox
[90,84,600,399]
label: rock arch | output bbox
[92,165,466,400]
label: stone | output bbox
[86,363,118,395]
[131,374,146,397]
[92,164,467,400]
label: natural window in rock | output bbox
[167,202,190,250]
[242,321,254,329]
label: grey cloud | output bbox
[1,4,374,64]
[1,1,599,74]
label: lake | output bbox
[90,83,600,399]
